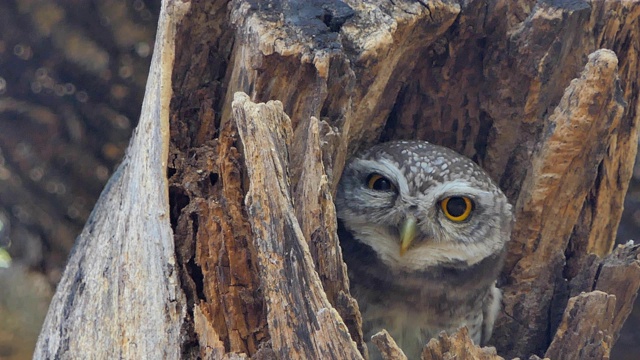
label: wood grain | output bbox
[496,49,628,356]
[421,327,502,360]
[233,92,362,359]
[34,1,189,358]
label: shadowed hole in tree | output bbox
[209,172,219,187]
[315,0,355,32]
[195,172,219,192]
[169,186,190,231]
[167,166,177,179]
[186,257,205,301]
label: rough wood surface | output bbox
[371,330,407,360]
[545,291,616,360]
[169,119,268,358]
[421,327,502,360]
[223,0,461,186]
[33,1,189,358]
[592,243,640,345]
[232,92,362,359]
[290,114,367,355]
[496,48,629,357]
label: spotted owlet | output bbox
[335,140,513,359]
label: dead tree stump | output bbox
[36,1,640,359]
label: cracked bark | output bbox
[36,1,640,359]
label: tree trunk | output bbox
[35,0,640,359]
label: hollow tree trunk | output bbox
[36,0,640,359]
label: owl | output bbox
[335,140,513,359]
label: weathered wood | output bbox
[371,330,407,360]
[232,92,362,359]
[223,0,461,185]
[290,114,367,355]
[545,291,616,360]
[563,242,640,353]
[33,1,189,358]
[421,327,502,360]
[193,304,250,360]
[593,243,640,344]
[496,48,628,357]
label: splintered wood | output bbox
[371,330,408,360]
[498,49,628,355]
[421,327,502,360]
[232,92,362,360]
[545,291,616,360]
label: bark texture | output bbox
[233,93,361,359]
[34,2,188,358]
[421,327,502,360]
[371,330,407,360]
[36,0,640,360]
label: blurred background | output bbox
[0,1,158,358]
[0,1,637,359]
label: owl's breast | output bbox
[339,220,497,358]
[355,281,485,360]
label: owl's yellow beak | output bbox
[400,216,417,256]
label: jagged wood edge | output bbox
[232,92,363,360]
[498,49,633,357]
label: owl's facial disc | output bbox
[335,141,514,271]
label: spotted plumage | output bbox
[335,140,513,359]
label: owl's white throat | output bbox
[348,221,499,272]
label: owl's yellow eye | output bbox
[366,174,396,191]
[440,196,473,222]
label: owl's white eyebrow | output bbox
[429,180,494,205]
[354,158,410,194]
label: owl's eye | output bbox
[440,196,473,222]
[366,173,396,191]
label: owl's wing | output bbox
[481,283,502,345]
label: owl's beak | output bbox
[399,216,417,256]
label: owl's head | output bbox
[335,140,513,272]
